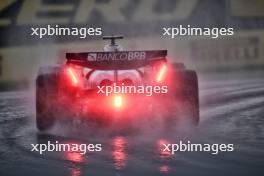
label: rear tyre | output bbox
[169,70,199,126]
[36,73,58,131]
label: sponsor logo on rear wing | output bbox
[66,50,167,70]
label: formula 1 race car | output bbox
[36,35,199,131]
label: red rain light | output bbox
[113,95,123,108]
[67,67,78,85]
[157,64,167,82]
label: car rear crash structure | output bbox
[36,35,199,131]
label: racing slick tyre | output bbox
[169,70,199,126]
[36,70,58,131]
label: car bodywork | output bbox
[36,36,199,131]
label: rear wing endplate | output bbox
[66,50,167,70]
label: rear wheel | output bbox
[168,70,199,126]
[36,73,58,131]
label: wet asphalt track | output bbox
[0,70,264,176]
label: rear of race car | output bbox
[36,50,199,131]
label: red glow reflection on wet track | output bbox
[64,141,85,176]
[112,136,127,170]
[157,138,172,159]
[64,141,85,163]
[157,139,172,173]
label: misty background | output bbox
[0,0,264,90]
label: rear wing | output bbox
[66,50,167,70]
